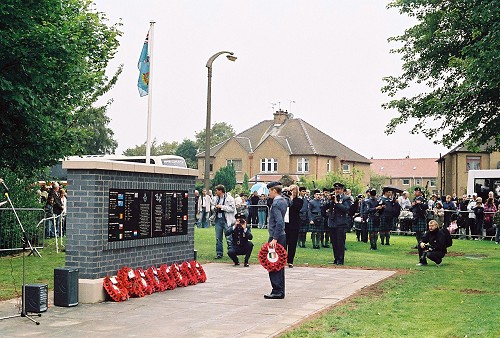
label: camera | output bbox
[282,189,291,197]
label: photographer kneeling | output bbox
[417,220,447,267]
[226,212,254,267]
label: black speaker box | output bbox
[54,268,79,307]
[24,284,48,313]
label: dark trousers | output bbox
[361,221,368,242]
[418,247,445,265]
[268,235,286,296]
[285,226,299,264]
[330,227,346,264]
[227,242,254,264]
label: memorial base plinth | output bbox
[79,278,107,304]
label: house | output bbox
[370,157,438,194]
[436,143,500,196]
[197,110,371,186]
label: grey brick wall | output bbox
[65,169,196,279]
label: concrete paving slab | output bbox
[0,263,395,337]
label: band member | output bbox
[326,183,353,265]
[379,187,401,245]
[298,187,309,247]
[264,181,288,300]
[320,188,331,248]
[308,190,323,249]
[366,189,382,250]
[359,189,371,243]
[410,187,428,248]
[285,185,303,268]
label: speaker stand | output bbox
[0,192,41,325]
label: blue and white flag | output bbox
[137,32,150,97]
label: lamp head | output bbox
[226,55,237,62]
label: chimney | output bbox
[273,109,289,125]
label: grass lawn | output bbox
[1,228,498,337]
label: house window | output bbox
[430,179,436,187]
[466,156,481,171]
[297,158,309,173]
[415,179,422,186]
[327,160,331,173]
[342,163,350,174]
[402,179,410,185]
[203,160,213,172]
[260,158,278,173]
[226,159,242,172]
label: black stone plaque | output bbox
[108,189,189,242]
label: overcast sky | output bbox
[93,0,450,160]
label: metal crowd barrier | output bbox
[0,207,45,252]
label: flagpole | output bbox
[146,21,155,164]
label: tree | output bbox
[211,164,236,192]
[195,122,236,152]
[242,173,250,195]
[369,172,389,194]
[175,139,198,169]
[279,175,295,187]
[0,0,122,177]
[123,139,178,156]
[383,1,500,152]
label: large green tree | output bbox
[383,1,499,152]
[211,164,236,192]
[123,139,179,156]
[0,0,122,177]
[195,122,236,152]
[175,139,198,169]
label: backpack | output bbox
[440,228,453,248]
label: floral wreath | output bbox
[159,264,178,290]
[180,261,198,285]
[136,268,154,295]
[190,260,207,283]
[258,242,287,272]
[117,266,145,298]
[170,263,189,287]
[103,276,129,302]
[146,266,168,292]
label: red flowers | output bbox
[258,242,287,272]
[103,261,207,302]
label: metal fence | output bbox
[0,207,45,252]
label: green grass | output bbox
[1,229,499,337]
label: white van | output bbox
[467,169,500,201]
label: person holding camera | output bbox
[212,184,236,259]
[417,220,447,266]
[326,182,353,265]
[226,212,253,267]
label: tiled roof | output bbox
[370,158,438,178]
[198,117,370,164]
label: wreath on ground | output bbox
[136,268,154,295]
[103,276,129,302]
[159,264,178,290]
[117,266,145,298]
[146,266,168,292]
[180,261,198,285]
[258,242,287,272]
[191,260,207,283]
[169,263,189,287]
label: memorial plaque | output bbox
[108,189,188,242]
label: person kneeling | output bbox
[417,220,447,267]
[226,213,254,267]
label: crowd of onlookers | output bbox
[195,186,500,245]
[37,182,67,238]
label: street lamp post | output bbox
[204,51,237,190]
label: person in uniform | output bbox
[379,187,401,246]
[359,189,371,243]
[320,188,331,248]
[285,185,303,268]
[264,181,288,299]
[326,183,353,265]
[226,212,253,267]
[410,187,428,248]
[353,194,364,241]
[297,186,309,247]
[366,189,382,250]
[308,189,323,249]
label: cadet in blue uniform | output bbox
[410,187,428,248]
[326,183,352,265]
[308,190,323,249]
[298,187,309,247]
[226,212,253,267]
[366,189,382,250]
[264,181,288,300]
[359,189,371,243]
[320,188,331,248]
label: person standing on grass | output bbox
[264,181,287,300]
[297,186,309,247]
[285,184,303,268]
[326,182,352,265]
[410,187,428,248]
[366,189,382,250]
[417,220,447,267]
[212,184,235,259]
[308,189,323,249]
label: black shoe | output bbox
[244,263,250,267]
[264,293,284,299]
[288,263,294,268]
[215,255,223,259]
[234,262,240,266]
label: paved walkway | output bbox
[0,264,395,337]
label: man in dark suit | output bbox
[226,213,254,267]
[264,181,288,299]
[327,183,353,265]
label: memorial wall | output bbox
[62,159,198,279]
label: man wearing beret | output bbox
[264,181,288,299]
[308,189,324,249]
[326,183,353,265]
[298,186,309,247]
[379,187,401,246]
[366,189,382,250]
[410,187,428,249]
